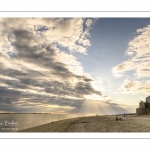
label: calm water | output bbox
[0,114,82,132]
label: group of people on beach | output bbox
[115,117,123,121]
[115,113,126,121]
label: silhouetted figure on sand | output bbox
[124,113,126,117]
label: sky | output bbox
[0,18,150,114]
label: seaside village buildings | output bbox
[136,96,150,115]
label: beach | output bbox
[19,114,150,132]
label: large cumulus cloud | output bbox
[112,24,150,95]
[0,18,102,113]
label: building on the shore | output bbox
[136,96,150,115]
[146,96,150,103]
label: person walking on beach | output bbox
[124,113,126,117]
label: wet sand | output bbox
[19,114,150,132]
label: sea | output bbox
[0,113,82,132]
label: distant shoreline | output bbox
[0,113,135,115]
[0,113,52,114]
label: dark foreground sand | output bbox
[19,114,150,132]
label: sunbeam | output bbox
[70,99,129,115]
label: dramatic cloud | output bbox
[112,24,150,94]
[0,18,104,113]
[0,18,93,54]
[122,79,150,94]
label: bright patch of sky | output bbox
[75,18,150,106]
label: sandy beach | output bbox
[19,114,150,132]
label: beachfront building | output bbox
[136,96,150,115]
[146,96,150,103]
[139,101,145,109]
